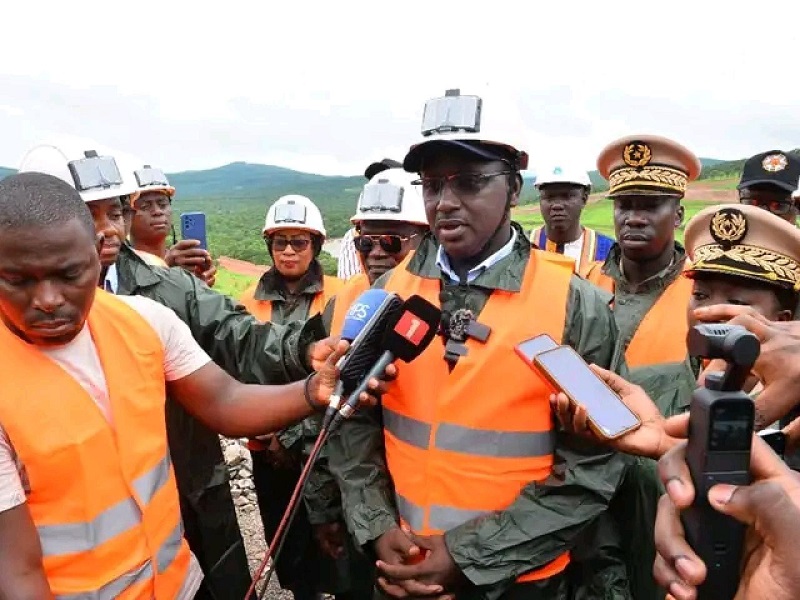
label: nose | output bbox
[281,243,297,256]
[368,240,389,260]
[32,280,65,314]
[623,210,649,227]
[434,184,461,214]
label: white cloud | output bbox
[0,0,798,175]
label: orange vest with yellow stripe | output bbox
[0,290,191,599]
[381,250,573,583]
[584,260,693,367]
[240,273,344,322]
[329,273,371,335]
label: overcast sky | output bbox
[2,1,798,176]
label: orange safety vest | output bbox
[0,290,191,599]
[381,250,573,583]
[240,273,344,322]
[585,261,693,367]
[329,272,371,336]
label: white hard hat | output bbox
[115,151,176,201]
[535,164,592,189]
[403,88,529,173]
[18,137,139,203]
[351,168,429,227]
[263,194,326,237]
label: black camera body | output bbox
[682,324,760,600]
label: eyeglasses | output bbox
[354,234,418,255]
[411,171,510,197]
[267,237,312,252]
[739,193,796,216]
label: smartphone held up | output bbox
[516,334,641,440]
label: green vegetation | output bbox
[214,267,257,298]
[0,150,784,271]
[512,199,715,244]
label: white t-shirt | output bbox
[0,294,211,598]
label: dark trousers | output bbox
[251,449,322,600]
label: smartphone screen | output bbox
[535,346,640,438]
[515,334,559,363]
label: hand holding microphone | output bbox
[329,294,441,430]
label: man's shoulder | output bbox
[567,274,615,315]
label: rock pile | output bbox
[222,437,258,512]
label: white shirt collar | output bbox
[436,228,518,284]
[104,264,119,294]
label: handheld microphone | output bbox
[330,295,441,431]
[323,289,404,429]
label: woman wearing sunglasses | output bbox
[239,193,344,600]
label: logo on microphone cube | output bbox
[347,303,369,322]
[394,311,429,346]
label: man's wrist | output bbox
[304,373,326,412]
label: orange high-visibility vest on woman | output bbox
[329,273,371,335]
[380,250,573,582]
[240,273,343,322]
[0,290,191,599]
[584,261,693,367]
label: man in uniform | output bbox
[328,89,629,600]
[737,150,800,225]
[18,140,330,599]
[337,158,403,280]
[530,164,614,276]
[582,135,702,600]
[586,135,700,415]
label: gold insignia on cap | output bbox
[762,153,788,172]
[623,142,652,168]
[710,208,748,249]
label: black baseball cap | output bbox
[738,150,800,193]
[364,158,402,181]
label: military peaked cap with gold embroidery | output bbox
[597,134,702,198]
[684,203,800,291]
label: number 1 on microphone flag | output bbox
[394,311,430,345]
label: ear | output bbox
[95,233,105,255]
[509,174,522,208]
[776,309,793,322]
[675,203,685,229]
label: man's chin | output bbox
[26,326,81,347]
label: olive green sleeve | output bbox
[302,413,345,525]
[444,276,630,589]
[326,406,399,547]
[143,268,325,384]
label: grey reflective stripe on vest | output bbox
[38,454,171,558]
[55,523,185,600]
[382,409,431,449]
[396,494,424,531]
[396,494,489,531]
[382,407,555,457]
[435,423,555,458]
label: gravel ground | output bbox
[222,438,294,600]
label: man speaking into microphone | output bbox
[326,89,630,599]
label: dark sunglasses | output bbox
[267,237,312,252]
[354,234,418,254]
[739,196,796,216]
[411,170,510,197]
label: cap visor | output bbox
[403,140,507,172]
[737,178,797,193]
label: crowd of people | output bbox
[0,89,799,600]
